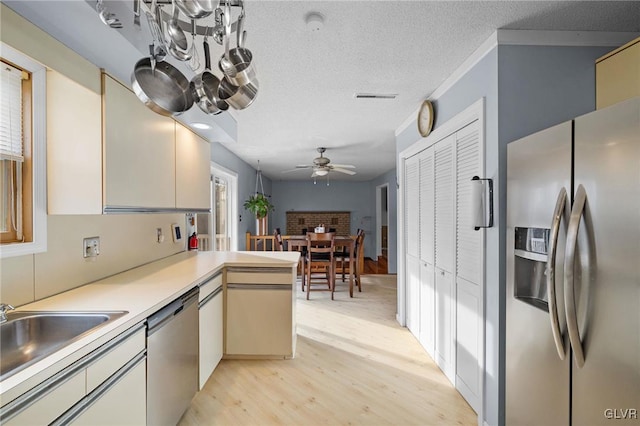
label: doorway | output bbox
[198,162,238,251]
[376,183,389,266]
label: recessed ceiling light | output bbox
[192,122,211,129]
[305,12,324,32]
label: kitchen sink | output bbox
[0,311,128,381]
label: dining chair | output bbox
[335,230,365,292]
[273,229,284,251]
[305,232,336,300]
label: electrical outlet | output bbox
[157,227,164,243]
[83,237,100,258]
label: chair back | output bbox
[306,232,335,261]
[274,229,284,251]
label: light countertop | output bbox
[0,250,299,403]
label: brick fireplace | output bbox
[285,211,350,235]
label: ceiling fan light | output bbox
[315,169,329,176]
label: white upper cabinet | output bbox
[103,74,176,210]
[47,70,102,214]
[175,124,211,210]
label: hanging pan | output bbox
[191,34,228,115]
[131,54,194,116]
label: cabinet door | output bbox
[199,291,223,389]
[434,135,455,273]
[435,267,455,383]
[596,39,640,109]
[47,70,102,214]
[176,123,211,210]
[226,287,293,356]
[406,255,421,337]
[4,371,85,425]
[71,358,146,426]
[103,75,175,209]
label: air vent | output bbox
[354,93,398,99]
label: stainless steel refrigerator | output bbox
[506,97,639,425]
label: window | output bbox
[0,43,46,258]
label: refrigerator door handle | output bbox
[564,184,587,368]
[547,187,567,360]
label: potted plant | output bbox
[243,193,274,235]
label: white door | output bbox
[404,155,421,336]
[209,163,238,251]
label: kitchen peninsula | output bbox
[0,250,299,425]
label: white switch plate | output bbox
[83,236,100,258]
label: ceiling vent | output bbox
[354,93,398,100]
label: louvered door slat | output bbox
[419,147,434,264]
[456,121,482,284]
[434,135,455,272]
[405,155,420,257]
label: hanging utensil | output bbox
[187,19,200,72]
[133,0,141,29]
[167,0,188,51]
[175,0,214,19]
[191,33,228,115]
[96,0,123,29]
[218,3,236,77]
[212,7,224,45]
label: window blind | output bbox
[0,62,24,162]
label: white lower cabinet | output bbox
[0,324,146,425]
[70,357,146,426]
[435,267,455,383]
[199,273,224,389]
[419,262,435,358]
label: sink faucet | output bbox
[0,303,15,323]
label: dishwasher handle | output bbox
[147,287,199,334]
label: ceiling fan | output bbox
[283,147,356,177]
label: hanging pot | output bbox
[190,36,228,115]
[174,0,214,19]
[218,5,256,87]
[218,77,258,110]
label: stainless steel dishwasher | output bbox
[146,287,199,426]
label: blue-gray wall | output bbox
[211,143,272,250]
[395,43,611,426]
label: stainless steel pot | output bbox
[218,6,257,86]
[191,38,228,115]
[218,77,258,110]
[131,57,194,116]
[174,0,213,19]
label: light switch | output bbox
[83,237,100,258]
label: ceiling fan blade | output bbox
[331,167,356,175]
[295,165,312,168]
[281,168,305,174]
[330,164,356,169]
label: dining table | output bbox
[284,235,357,298]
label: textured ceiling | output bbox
[4,1,640,181]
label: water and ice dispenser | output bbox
[513,227,551,311]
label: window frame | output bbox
[0,43,47,258]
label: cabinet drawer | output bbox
[226,268,293,285]
[4,370,85,425]
[199,272,223,301]
[86,327,146,392]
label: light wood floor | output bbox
[180,275,476,426]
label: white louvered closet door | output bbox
[456,120,482,284]
[405,155,420,258]
[404,154,421,335]
[434,134,455,273]
[454,120,483,413]
[419,147,434,264]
